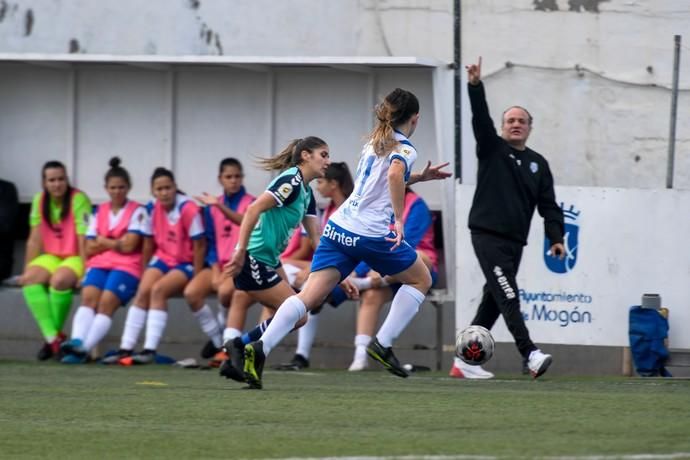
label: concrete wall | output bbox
[461,0,690,188]
[2,0,688,187]
[0,0,453,60]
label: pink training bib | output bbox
[39,189,80,258]
[152,197,201,266]
[210,192,254,267]
[86,200,144,278]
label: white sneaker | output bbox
[348,357,368,372]
[527,349,552,379]
[449,358,494,379]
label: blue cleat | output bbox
[60,338,84,356]
[61,353,88,364]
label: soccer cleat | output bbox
[243,341,265,389]
[200,340,221,359]
[449,359,494,379]
[60,338,87,357]
[348,357,368,372]
[208,350,228,368]
[36,342,53,361]
[527,349,553,379]
[60,339,88,364]
[219,338,246,382]
[130,349,156,365]
[50,333,67,360]
[273,353,309,371]
[101,349,132,365]
[366,338,408,378]
[61,353,88,364]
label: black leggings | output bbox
[470,232,537,358]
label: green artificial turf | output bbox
[1,361,689,459]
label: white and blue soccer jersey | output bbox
[313,132,420,279]
[330,131,418,237]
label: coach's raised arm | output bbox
[466,56,500,149]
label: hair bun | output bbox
[109,156,122,169]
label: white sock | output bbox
[216,306,228,329]
[70,306,95,341]
[376,284,425,348]
[83,314,112,351]
[143,310,168,351]
[348,277,373,291]
[120,305,147,350]
[260,296,307,355]
[223,327,242,344]
[295,312,320,359]
[354,334,371,361]
[193,304,223,348]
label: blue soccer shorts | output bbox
[148,257,195,280]
[311,220,418,281]
[82,267,140,305]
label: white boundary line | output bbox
[272,454,690,460]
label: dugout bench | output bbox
[1,204,453,370]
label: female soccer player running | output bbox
[61,157,148,363]
[220,137,333,382]
[242,88,451,388]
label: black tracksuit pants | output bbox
[470,232,537,358]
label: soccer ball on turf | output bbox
[455,325,495,365]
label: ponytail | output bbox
[369,88,419,156]
[257,136,327,171]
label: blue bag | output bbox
[628,306,671,377]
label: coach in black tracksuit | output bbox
[466,58,565,378]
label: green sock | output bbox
[49,287,74,333]
[23,284,58,341]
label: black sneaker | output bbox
[200,340,221,359]
[272,353,310,371]
[37,342,53,361]
[366,338,409,378]
[243,341,265,390]
[219,338,245,382]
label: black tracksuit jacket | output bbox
[467,82,564,246]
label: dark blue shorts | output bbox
[82,268,140,305]
[233,253,282,292]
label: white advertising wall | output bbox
[455,184,690,349]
